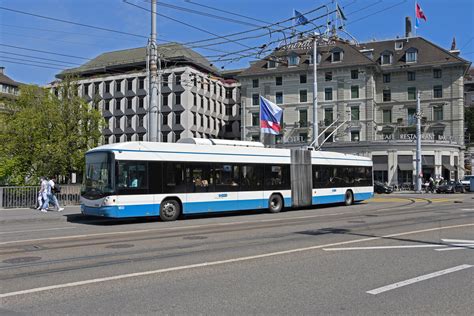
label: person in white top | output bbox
[48,177,64,212]
[37,177,45,210]
[39,177,49,213]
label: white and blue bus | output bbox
[81,139,373,221]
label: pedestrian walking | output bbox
[37,176,45,210]
[48,176,64,212]
[39,177,49,213]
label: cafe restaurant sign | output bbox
[383,133,455,141]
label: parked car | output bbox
[460,175,473,192]
[374,181,393,194]
[436,180,465,193]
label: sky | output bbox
[1,0,473,85]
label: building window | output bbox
[175,74,181,86]
[192,93,197,106]
[351,69,359,79]
[332,51,341,62]
[127,79,133,91]
[288,53,299,66]
[383,109,392,123]
[325,88,333,101]
[213,82,216,94]
[126,134,132,142]
[433,85,443,98]
[383,73,391,83]
[127,97,133,109]
[299,90,307,103]
[252,113,259,126]
[162,74,169,87]
[138,115,144,127]
[114,117,120,129]
[138,97,144,108]
[433,69,442,78]
[408,108,416,125]
[175,113,181,125]
[324,108,333,125]
[383,89,391,102]
[193,113,197,125]
[225,106,232,116]
[116,80,122,92]
[351,131,360,141]
[126,116,132,128]
[406,48,417,62]
[268,60,276,69]
[381,53,391,65]
[105,81,111,93]
[299,109,308,127]
[252,79,259,88]
[325,72,332,81]
[275,92,283,104]
[252,94,259,106]
[225,88,233,99]
[104,100,110,111]
[175,132,181,141]
[138,77,145,89]
[351,106,360,121]
[162,113,168,126]
[276,77,283,86]
[175,93,181,105]
[407,71,416,81]
[116,99,121,110]
[162,94,169,106]
[351,85,359,99]
[407,87,416,100]
[433,106,443,121]
[300,74,307,84]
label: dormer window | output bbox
[395,41,404,50]
[331,47,343,62]
[381,50,393,65]
[268,59,277,69]
[308,51,321,65]
[406,47,418,63]
[287,52,299,66]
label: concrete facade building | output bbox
[55,43,241,144]
[238,36,471,186]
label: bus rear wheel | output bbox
[344,190,354,206]
[268,194,283,213]
[160,199,181,221]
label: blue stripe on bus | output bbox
[81,193,372,218]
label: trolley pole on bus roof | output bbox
[148,0,160,142]
[415,90,422,192]
[312,32,319,147]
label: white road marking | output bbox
[0,223,473,299]
[366,264,473,295]
[441,239,474,244]
[324,245,444,251]
[461,209,474,211]
[0,227,75,235]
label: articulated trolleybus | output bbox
[81,139,373,221]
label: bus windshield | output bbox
[82,152,114,199]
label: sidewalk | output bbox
[0,206,81,224]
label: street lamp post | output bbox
[415,90,422,192]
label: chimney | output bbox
[0,67,4,75]
[449,37,460,55]
[405,16,412,38]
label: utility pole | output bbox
[148,0,160,142]
[415,90,422,192]
[312,32,319,147]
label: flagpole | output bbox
[312,32,319,147]
[414,1,417,36]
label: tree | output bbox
[0,77,103,185]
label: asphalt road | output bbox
[0,193,473,315]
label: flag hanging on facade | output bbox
[293,10,309,26]
[260,96,283,135]
[336,4,347,21]
[415,2,427,28]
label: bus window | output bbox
[214,163,240,192]
[240,164,263,191]
[264,164,290,190]
[163,162,186,193]
[116,161,148,192]
[186,163,212,193]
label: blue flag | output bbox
[293,10,309,26]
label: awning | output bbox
[373,163,388,171]
[398,162,414,171]
[442,163,456,171]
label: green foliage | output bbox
[0,77,104,185]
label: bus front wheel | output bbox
[160,199,181,221]
[344,190,354,206]
[268,194,283,213]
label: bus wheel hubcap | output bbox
[163,203,175,217]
